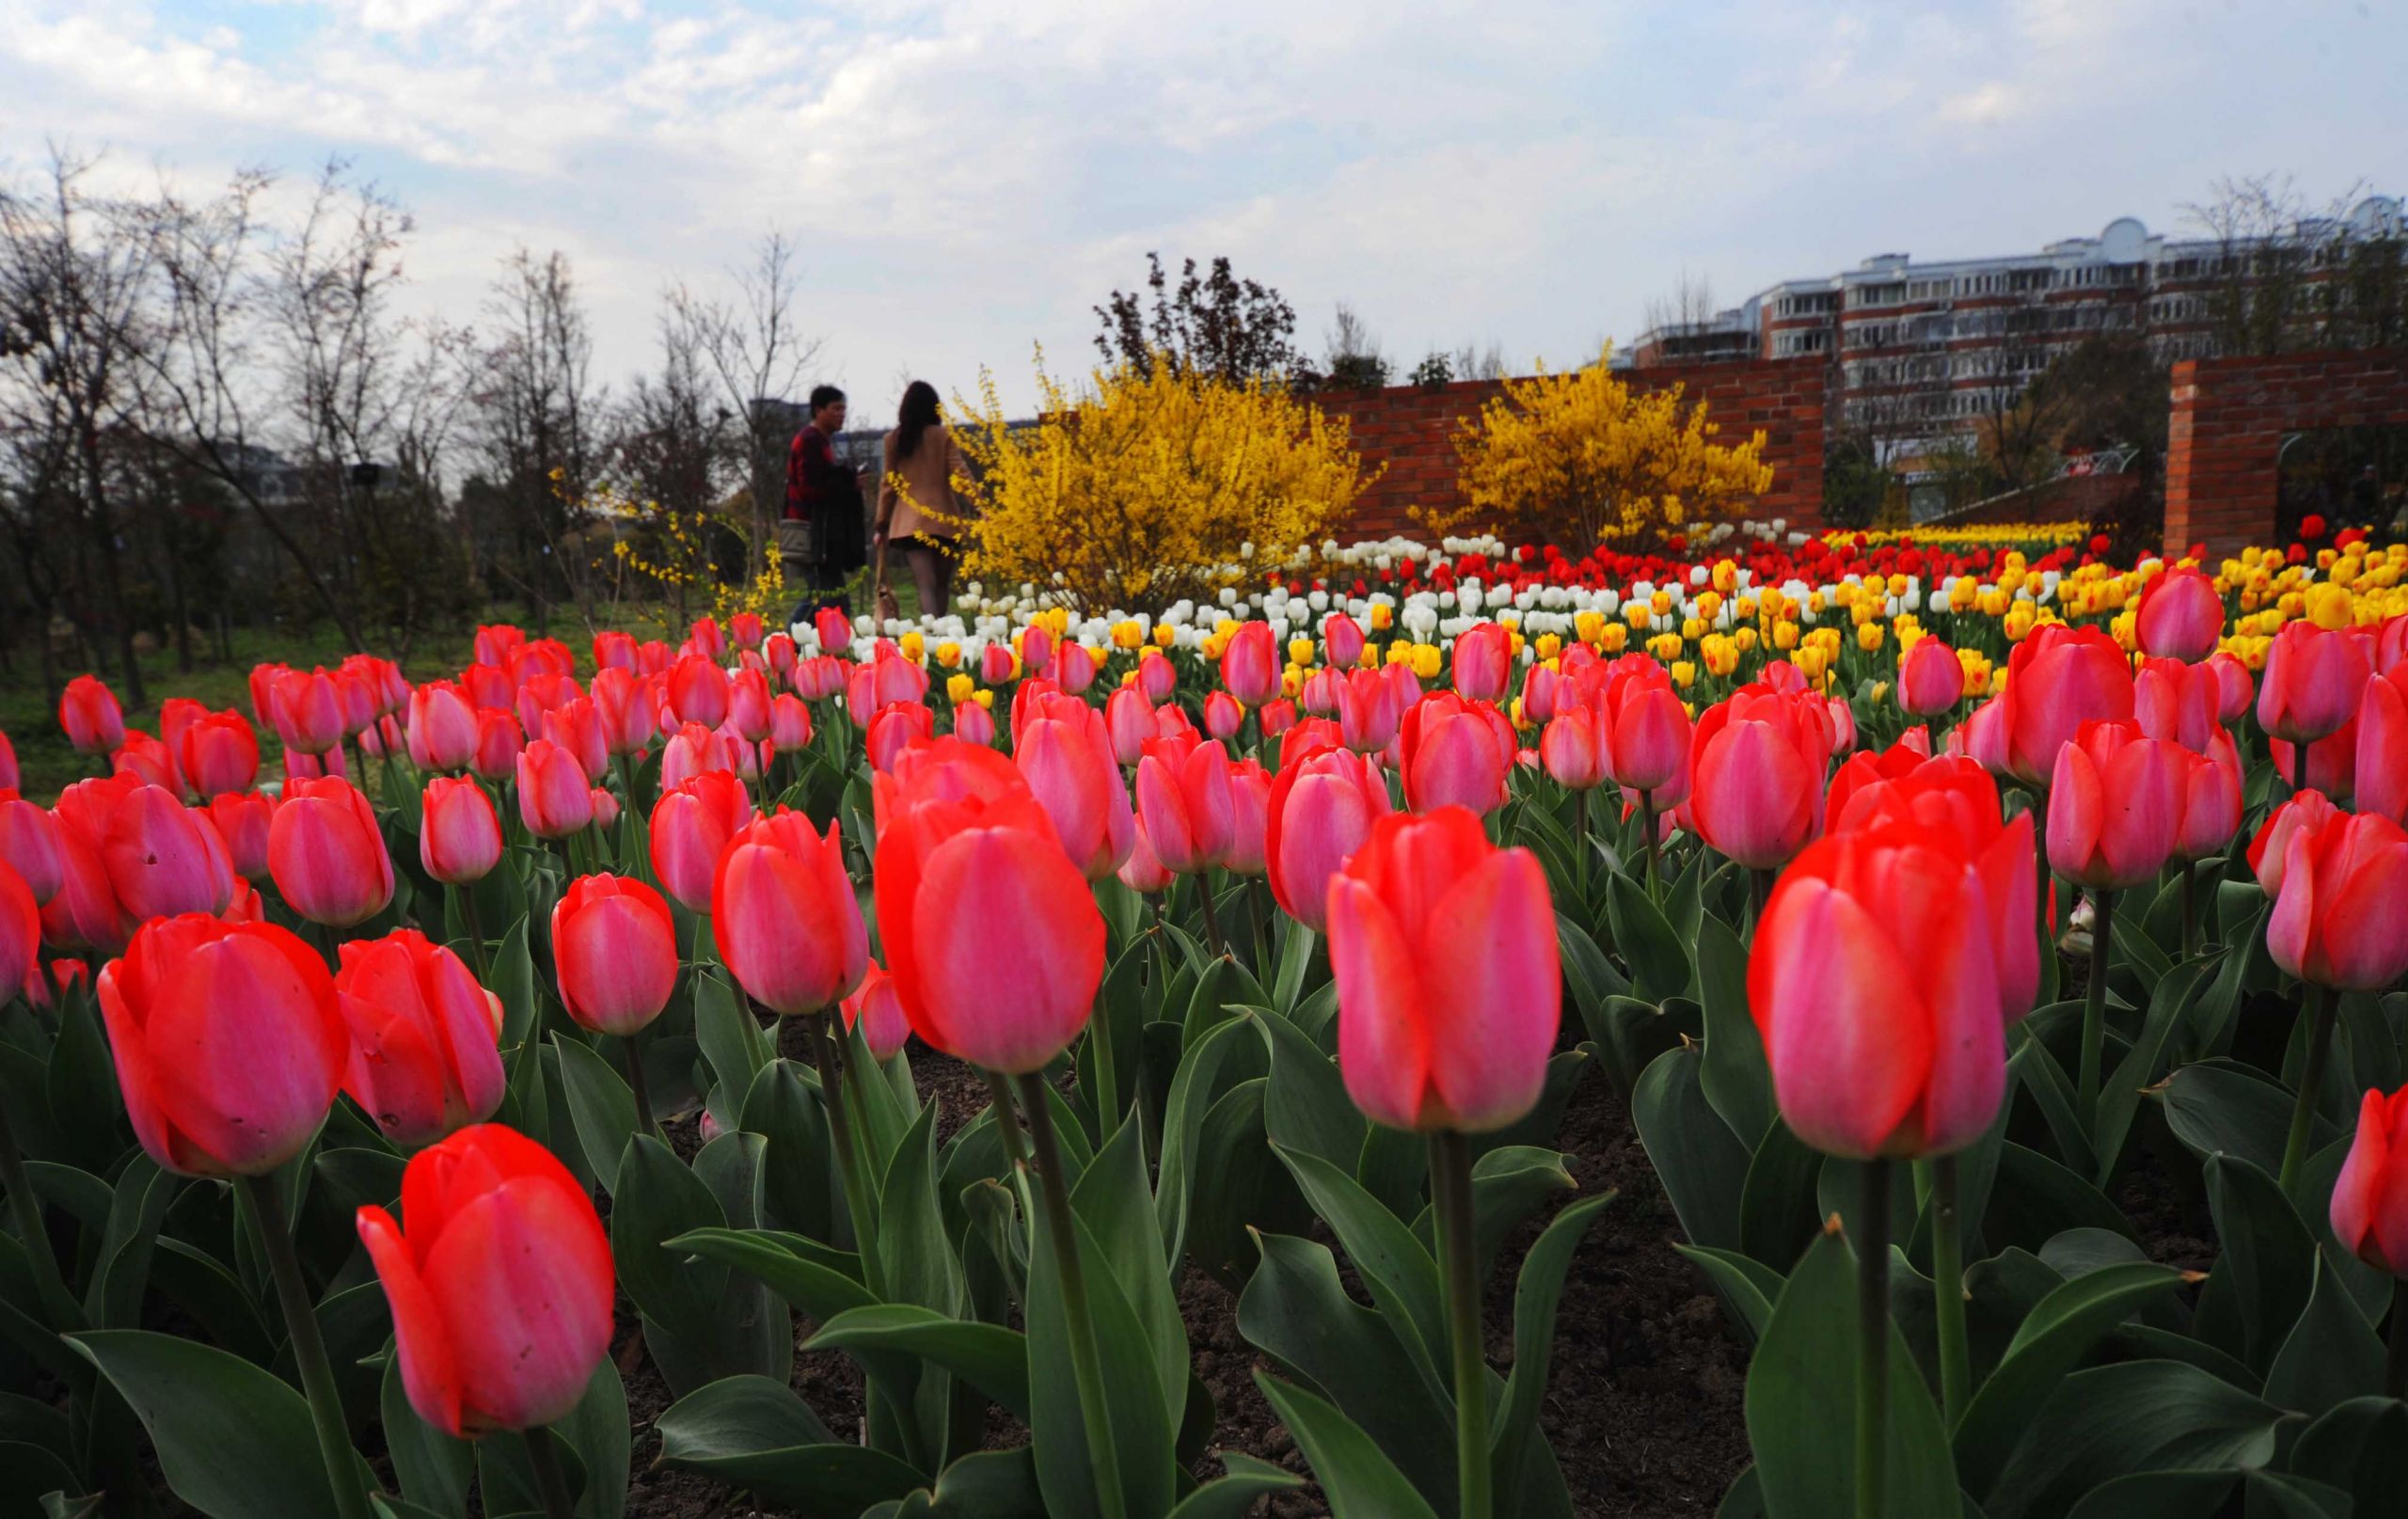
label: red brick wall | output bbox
[1315,357,1828,542]
[2164,348,2408,554]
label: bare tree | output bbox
[1322,303,1389,389]
[471,247,602,634]
[610,298,739,625]
[1450,339,1508,381]
[665,231,819,578]
[2184,174,2407,356]
[0,147,159,705]
[1641,267,1719,337]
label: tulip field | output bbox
[5,516,2408,1518]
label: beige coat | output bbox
[876,425,971,543]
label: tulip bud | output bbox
[2134,567,2225,663]
[867,702,936,773]
[102,783,236,921]
[1118,817,1175,894]
[590,667,657,758]
[515,739,594,840]
[356,1124,614,1435]
[1896,637,1966,717]
[667,654,732,732]
[1324,613,1366,671]
[1266,745,1390,931]
[59,675,125,755]
[2046,720,2186,890]
[0,728,17,793]
[816,607,853,656]
[1399,692,1513,815]
[2333,1086,2408,1278]
[1223,758,1272,876]
[1540,707,1607,790]
[1015,702,1136,880]
[650,771,752,914]
[1451,623,1512,704]
[2267,812,2408,991]
[1598,663,1690,792]
[1327,808,1559,1131]
[1139,648,1177,702]
[178,711,261,799]
[420,777,502,886]
[471,709,524,784]
[1221,622,1280,708]
[274,668,348,756]
[0,794,64,904]
[2249,791,2342,898]
[0,864,34,1003]
[336,929,505,1145]
[268,777,396,928]
[1689,686,1833,870]
[2000,624,2135,785]
[709,809,869,1017]
[2259,622,2371,746]
[1204,689,1244,741]
[1135,738,1236,874]
[551,875,678,1036]
[1104,687,1152,767]
[100,914,348,1176]
[768,694,813,753]
[2173,734,2244,864]
[842,961,912,1062]
[1750,821,2012,1159]
[541,700,609,789]
[2356,666,2408,826]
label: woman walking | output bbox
[874,381,974,619]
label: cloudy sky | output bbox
[5,0,2400,421]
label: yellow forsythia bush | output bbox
[948,355,1378,613]
[1441,350,1774,548]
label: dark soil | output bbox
[615,1052,1756,1517]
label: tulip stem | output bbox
[805,1013,884,1291]
[0,1093,76,1327]
[1196,876,1227,957]
[616,752,641,821]
[1013,1070,1129,1519]
[1573,787,1590,894]
[521,1423,578,1519]
[1638,788,1659,898]
[2278,983,2334,1196]
[1925,1155,1971,1427]
[235,1173,375,1519]
[2179,862,2200,963]
[1855,1158,1893,1519]
[454,884,492,986]
[1430,1129,1492,1519]
[2076,889,2116,1127]
[623,1029,656,1136]
[2387,1278,2408,1401]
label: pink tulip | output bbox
[2135,566,2225,662]
[102,783,235,921]
[515,739,594,840]
[2001,624,2135,785]
[2046,720,2187,890]
[1222,622,1279,708]
[2268,813,2408,991]
[2259,621,2371,746]
[1015,698,1136,880]
[1897,637,1964,717]
[1450,623,1512,703]
[1399,692,1512,815]
[2356,666,2408,825]
[1265,744,1390,932]
[1204,690,1244,740]
[712,811,869,1016]
[1134,737,1235,875]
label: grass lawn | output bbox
[2,575,926,803]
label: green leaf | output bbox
[739,1058,836,1241]
[655,1375,925,1514]
[1163,1452,1306,1519]
[1455,1145,1579,1287]
[1744,1226,1958,1519]
[81,1157,177,1331]
[1981,1360,2285,1519]
[553,1033,639,1195]
[43,992,120,1170]
[1579,997,1690,1098]
[809,1306,1031,1419]
[1491,1193,1613,1519]
[1272,1144,1448,1402]
[2289,1397,2408,1515]
[1254,1007,1366,1172]
[1737,1120,1825,1271]
[1235,1231,1456,1507]
[2203,1153,2316,1374]
[1951,1261,2187,1493]
[664,1227,871,1325]
[66,1329,335,1519]
[1073,1116,1188,1433]
[2092,958,2215,1185]
[1023,1178,1178,1519]
[2262,1254,2384,1416]
[903,1446,1047,1517]
[1675,1243,1784,1340]
[615,1135,789,1395]
[1608,869,1692,1002]
[1695,912,1773,1145]
[1984,1143,2139,1254]
[692,970,768,1109]
[878,1100,965,1316]
[1557,911,1634,1048]
[2008,1024,2097,1177]
[1631,1045,1751,1255]
[1252,1374,1443,1519]
[381,1351,472,1516]
[2162,1059,2332,1181]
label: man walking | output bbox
[783,385,866,628]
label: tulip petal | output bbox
[1327,876,1431,1131]
[359,1205,466,1437]
[1754,880,1930,1159]
[910,828,1104,1074]
[422,1178,616,1432]
[1422,849,1560,1131]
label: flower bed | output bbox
[1,523,2405,1518]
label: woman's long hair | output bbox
[895,380,942,462]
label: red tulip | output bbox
[730,612,765,651]
[510,673,579,746]
[589,667,657,758]
[843,962,912,1062]
[38,780,135,953]
[2046,720,2187,890]
[2000,624,2135,785]
[874,760,1101,1072]
[1824,737,1932,828]
[204,791,276,884]
[0,730,13,793]
[2209,651,2254,721]
[1327,807,1559,1131]
[2355,666,2408,825]
[1690,687,1834,870]
[2267,812,2408,990]
[515,739,594,840]
[728,669,774,744]
[2332,1086,2408,1277]
[1118,817,1175,894]
[1540,706,1607,790]
[594,630,638,671]
[470,709,524,784]
[99,914,347,1176]
[2249,790,2342,897]
[1822,756,2040,1023]
[848,645,929,718]
[103,783,236,921]
[1055,641,1098,695]
[1105,686,1153,766]
[0,794,62,904]
[1597,660,1691,793]
[1015,698,1135,880]
[356,1124,614,1436]
[1222,622,1280,707]
[403,681,474,772]
[650,771,752,913]
[1259,698,1297,736]
[59,675,125,755]
[710,810,867,1016]
[768,694,813,753]
[2273,719,2357,801]
[1223,758,1272,876]
[1338,667,1403,756]
[158,697,203,770]
[541,700,609,790]
[1450,623,1512,704]
[474,624,525,668]
[2258,621,2371,746]
[1135,737,1236,874]
[1895,637,1964,718]
[1399,692,1513,815]
[2134,656,2222,754]
[268,777,396,927]
[2173,735,2244,863]
[1520,661,1561,727]
[816,608,853,656]
[1302,667,1341,717]
[1324,613,1366,671]
[660,721,733,789]
[980,641,1017,687]
[274,668,348,756]
[2135,566,2225,662]
[461,662,515,714]
[551,875,678,1036]
[1265,744,1391,932]
[867,701,936,773]
[1948,693,2011,775]
[112,730,179,792]
[0,863,34,1002]
[1138,648,1177,702]
[667,654,732,732]
[336,929,505,1145]
[1749,819,2013,1159]
[420,777,501,886]
[766,633,797,681]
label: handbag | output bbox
[775,515,816,562]
[871,535,902,623]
